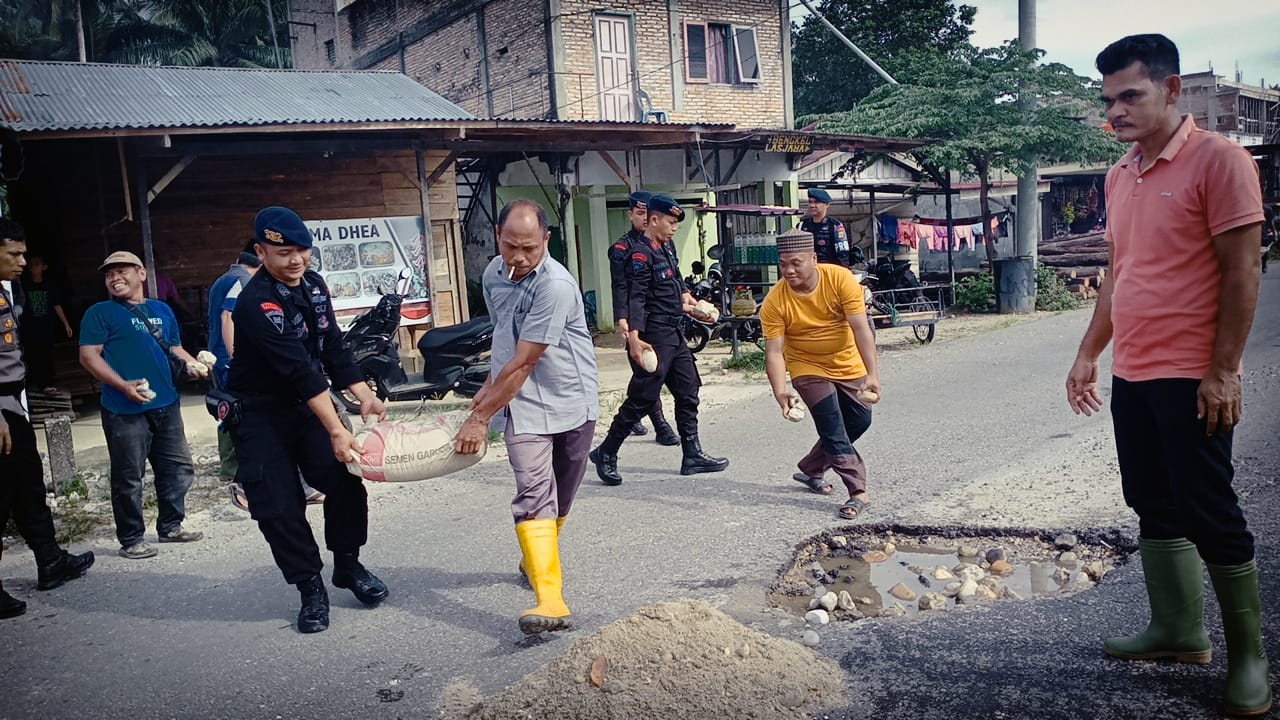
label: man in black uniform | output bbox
[0,218,94,619]
[606,190,678,446]
[589,195,728,485]
[226,206,389,634]
[800,188,852,267]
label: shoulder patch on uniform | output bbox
[259,301,285,333]
[630,252,648,262]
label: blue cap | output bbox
[254,206,312,249]
[647,194,685,222]
[807,188,832,204]
[629,190,653,209]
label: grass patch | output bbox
[722,350,766,376]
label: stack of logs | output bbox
[1039,232,1107,299]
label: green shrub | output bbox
[722,350,766,374]
[952,272,996,313]
[1034,263,1081,312]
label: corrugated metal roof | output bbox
[0,59,473,133]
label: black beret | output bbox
[629,190,653,209]
[254,206,312,249]
[807,188,832,204]
[647,194,685,222]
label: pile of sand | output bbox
[440,600,847,720]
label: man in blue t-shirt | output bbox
[208,243,259,484]
[78,251,206,560]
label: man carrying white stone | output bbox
[761,228,880,520]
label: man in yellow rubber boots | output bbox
[454,199,598,634]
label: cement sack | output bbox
[345,411,485,483]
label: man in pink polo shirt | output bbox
[1066,34,1268,717]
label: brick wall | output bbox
[482,0,552,118]
[399,13,488,116]
[558,0,786,127]
[288,0,338,69]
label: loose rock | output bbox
[975,585,998,601]
[942,582,962,598]
[1083,561,1107,582]
[1054,533,1078,550]
[958,544,980,559]
[989,560,1013,576]
[837,591,856,611]
[918,593,948,611]
[877,604,907,618]
[862,550,889,564]
[804,609,830,626]
[985,547,1007,564]
[1000,586,1024,601]
[1058,551,1079,565]
[883,542,897,555]
[801,630,821,647]
[818,592,838,612]
[888,583,917,601]
[956,578,979,603]
[827,535,848,549]
[932,566,955,581]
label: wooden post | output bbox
[415,150,440,327]
[133,152,158,299]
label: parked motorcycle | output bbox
[680,252,764,353]
[336,271,492,413]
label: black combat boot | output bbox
[629,422,648,436]
[36,550,96,591]
[650,412,680,446]
[295,575,329,633]
[680,435,729,476]
[0,581,26,619]
[332,552,389,606]
[589,427,629,486]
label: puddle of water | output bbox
[773,544,1100,619]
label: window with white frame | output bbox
[684,22,760,85]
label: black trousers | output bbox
[20,338,55,389]
[1111,377,1253,565]
[0,409,59,567]
[608,325,700,439]
[230,405,369,585]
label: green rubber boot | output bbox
[1104,538,1212,664]
[1208,561,1273,717]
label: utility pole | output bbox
[1015,0,1038,263]
[75,0,86,62]
[266,0,283,68]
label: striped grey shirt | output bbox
[483,253,599,435]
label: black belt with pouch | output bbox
[205,387,242,426]
[0,379,25,397]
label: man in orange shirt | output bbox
[761,228,880,520]
[1066,34,1268,717]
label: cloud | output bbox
[966,0,1280,82]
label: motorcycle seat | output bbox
[418,315,494,352]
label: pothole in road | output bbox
[771,527,1129,629]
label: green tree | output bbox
[808,43,1123,263]
[792,0,977,117]
[106,0,290,68]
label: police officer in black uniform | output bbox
[590,195,728,485]
[0,218,94,620]
[607,190,679,446]
[226,206,389,634]
[800,188,853,267]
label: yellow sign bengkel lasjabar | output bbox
[764,134,813,154]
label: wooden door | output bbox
[594,15,635,122]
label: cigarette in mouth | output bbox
[507,266,515,281]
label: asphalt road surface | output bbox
[2,273,1277,720]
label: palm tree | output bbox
[105,0,290,68]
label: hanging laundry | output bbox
[932,225,951,251]
[969,222,985,238]
[955,225,975,251]
[898,220,918,249]
[878,214,900,243]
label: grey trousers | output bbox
[505,417,596,524]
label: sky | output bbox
[963,0,1280,85]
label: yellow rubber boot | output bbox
[515,518,572,634]
[518,516,566,583]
